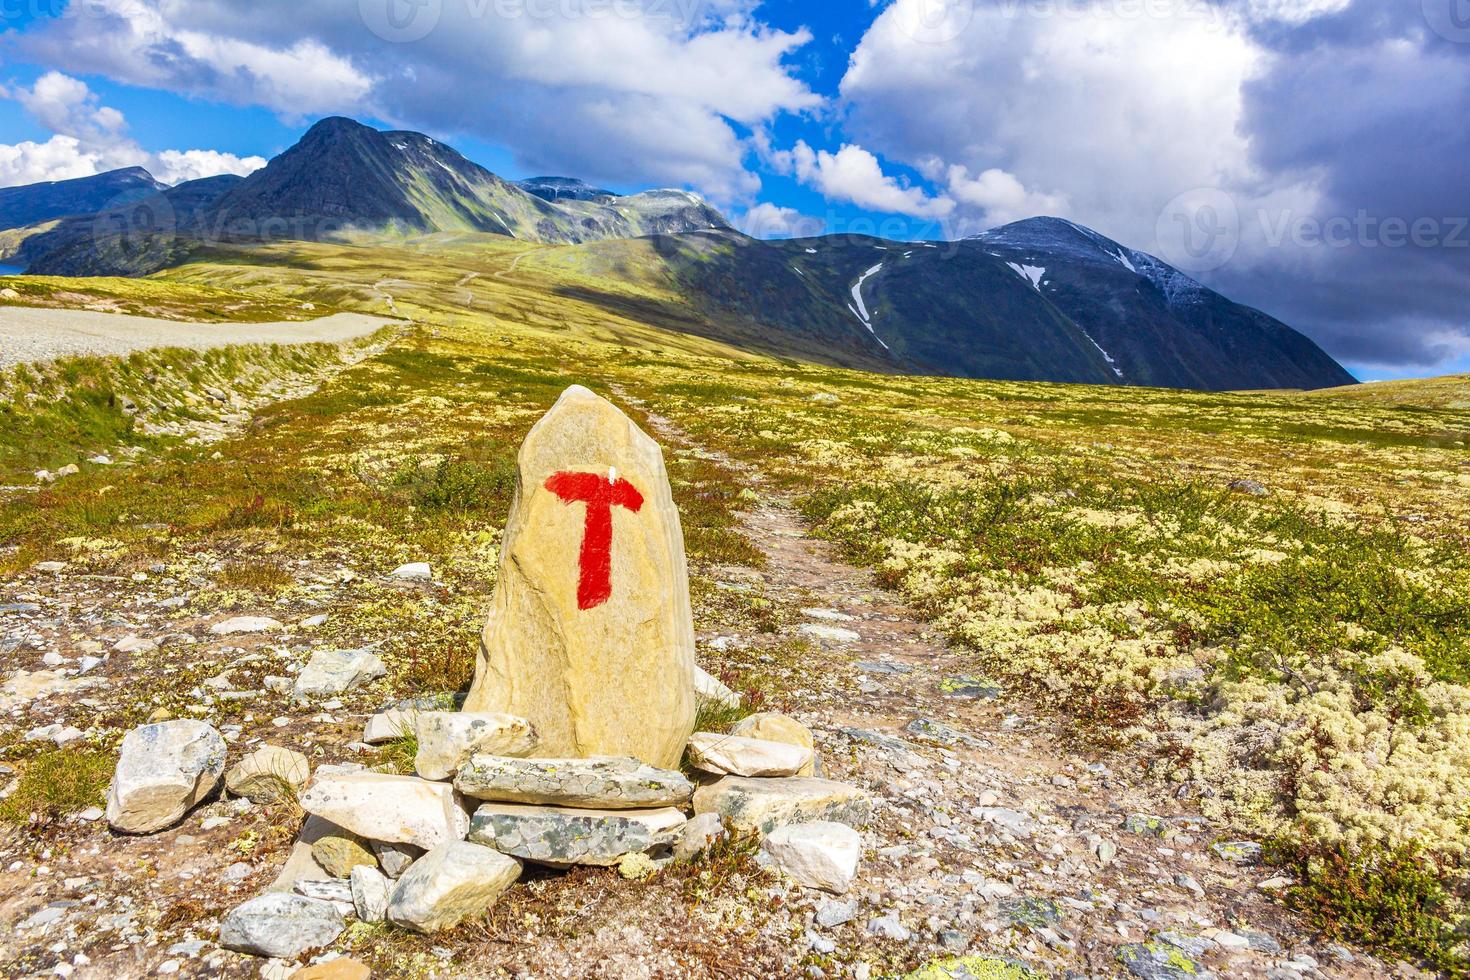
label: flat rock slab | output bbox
[386,840,521,934]
[469,802,686,867]
[362,708,419,744]
[209,616,284,635]
[455,755,693,809]
[693,776,872,836]
[106,720,226,834]
[413,711,537,781]
[300,772,470,850]
[731,713,816,777]
[687,731,812,777]
[218,893,344,959]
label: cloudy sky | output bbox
[0,0,1465,379]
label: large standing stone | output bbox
[732,713,817,777]
[412,712,537,781]
[462,385,696,768]
[106,720,227,834]
[454,755,693,809]
[693,776,872,835]
[687,731,813,777]
[386,840,521,934]
[218,893,344,959]
[760,821,862,893]
[468,802,686,867]
[298,773,469,850]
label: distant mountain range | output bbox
[0,116,1354,391]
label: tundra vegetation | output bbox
[1,235,1467,974]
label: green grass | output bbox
[0,748,112,827]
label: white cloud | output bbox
[784,141,954,219]
[8,0,818,200]
[840,0,1270,247]
[944,165,1067,230]
[0,73,265,188]
[737,202,824,239]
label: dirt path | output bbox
[0,308,393,370]
[631,395,1410,979]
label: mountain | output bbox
[9,117,730,275]
[516,176,617,202]
[543,222,1353,390]
[969,218,1356,390]
[0,167,165,233]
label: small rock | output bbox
[106,720,227,834]
[362,709,418,744]
[111,636,156,654]
[797,624,861,643]
[292,649,387,701]
[299,773,470,850]
[312,830,378,878]
[999,897,1062,929]
[693,665,740,708]
[225,745,310,803]
[218,894,344,959]
[294,878,355,916]
[291,959,372,980]
[370,840,422,878]
[386,840,521,934]
[300,615,329,629]
[673,811,726,863]
[1123,813,1168,837]
[1228,478,1269,496]
[759,821,862,894]
[730,713,816,777]
[867,913,911,941]
[455,754,693,809]
[349,865,391,923]
[389,562,432,581]
[814,898,857,928]
[412,712,537,781]
[693,776,871,835]
[1117,942,1214,979]
[1210,840,1262,863]
[208,616,284,636]
[937,676,1001,699]
[468,802,685,867]
[688,731,812,777]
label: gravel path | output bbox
[0,306,394,370]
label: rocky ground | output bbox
[0,385,1428,980]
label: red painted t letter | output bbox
[545,470,646,610]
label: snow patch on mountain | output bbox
[1007,262,1046,290]
[848,263,891,352]
[1078,328,1125,379]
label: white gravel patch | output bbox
[0,307,394,370]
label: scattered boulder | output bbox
[797,624,861,643]
[218,893,344,959]
[1117,942,1215,980]
[312,829,378,878]
[225,745,310,803]
[673,811,726,863]
[412,712,537,781]
[1211,840,1262,863]
[901,957,1044,980]
[455,754,693,809]
[731,713,816,777]
[693,776,871,835]
[463,385,697,768]
[208,616,284,636]
[469,802,685,867]
[299,773,470,850]
[390,562,432,581]
[386,840,521,934]
[687,731,812,778]
[1124,813,1169,838]
[1228,478,1269,497]
[759,821,862,894]
[106,720,227,834]
[293,649,387,701]
[349,865,391,924]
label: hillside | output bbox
[0,246,1463,978]
[0,167,165,232]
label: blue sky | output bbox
[1,0,1467,380]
